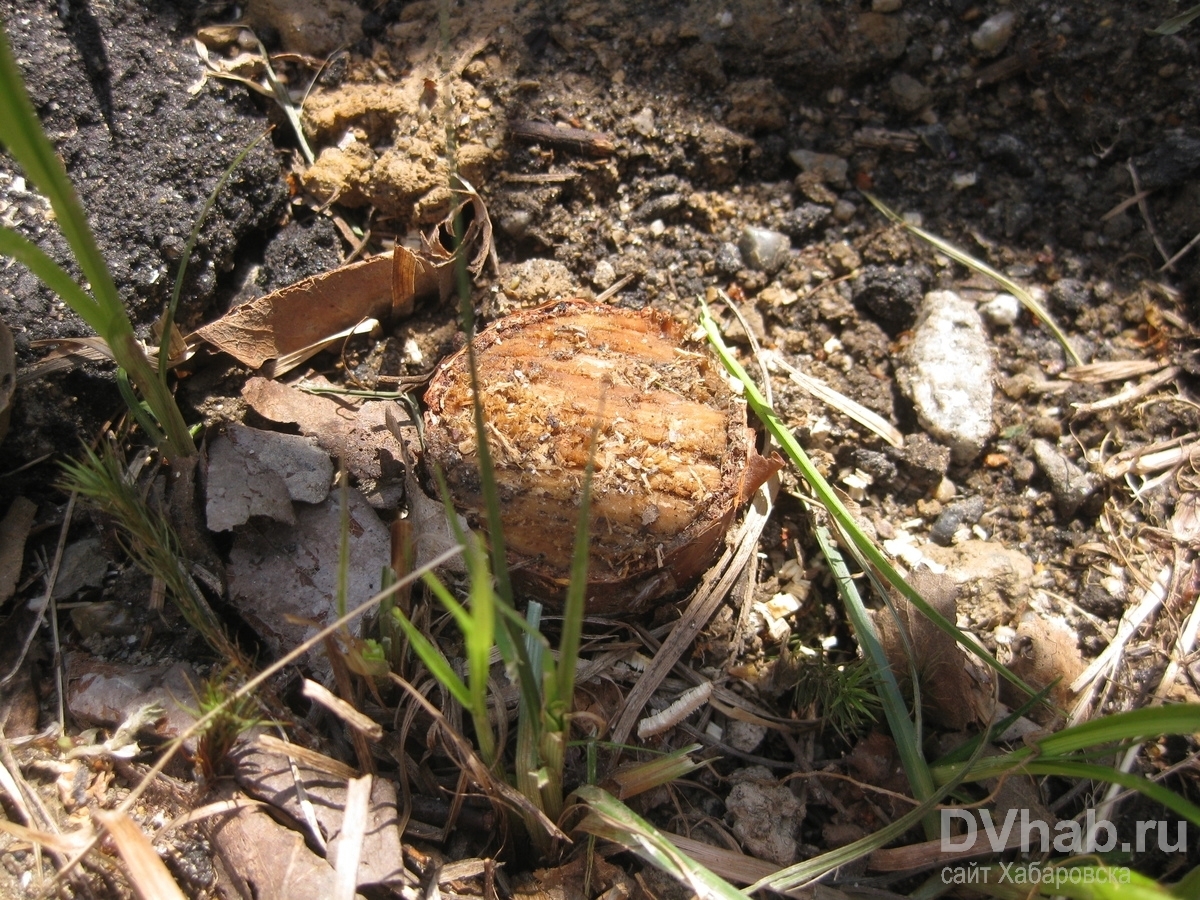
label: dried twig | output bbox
[1127,159,1173,268]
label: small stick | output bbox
[1128,160,1173,268]
[508,120,615,157]
[1160,227,1200,271]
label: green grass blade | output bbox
[1035,704,1200,757]
[388,603,472,710]
[0,23,122,334]
[575,785,753,900]
[862,191,1083,366]
[700,305,1042,702]
[0,23,194,457]
[1151,4,1200,35]
[1015,761,1200,829]
[116,368,168,449]
[815,525,937,839]
[1172,864,1200,898]
[554,411,601,719]
[0,226,109,333]
[750,725,989,894]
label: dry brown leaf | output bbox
[874,570,987,731]
[191,179,493,376]
[191,251,407,374]
[231,743,408,891]
[207,788,341,900]
[0,496,36,605]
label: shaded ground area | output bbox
[2,0,1200,897]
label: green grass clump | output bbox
[0,22,194,459]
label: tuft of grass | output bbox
[0,22,194,459]
[58,442,245,666]
[190,667,270,783]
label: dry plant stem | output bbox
[332,774,372,900]
[44,544,463,895]
[1071,365,1181,414]
[0,493,75,690]
[1127,159,1173,268]
[1069,564,1170,726]
[610,478,777,747]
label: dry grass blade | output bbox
[93,810,187,900]
[1069,564,1170,725]
[1101,432,1200,480]
[764,350,903,448]
[301,679,384,741]
[863,191,1083,366]
[1071,365,1181,413]
[1059,359,1167,383]
[0,819,92,856]
[609,478,776,747]
[254,734,360,781]
[332,775,372,900]
[664,833,789,889]
[46,544,463,894]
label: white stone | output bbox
[895,290,995,464]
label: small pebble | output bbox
[981,292,1021,327]
[1031,439,1096,519]
[951,171,978,190]
[1049,278,1091,314]
[630,107,656,138]
[889,72,931,113]
[971,11,1016,58]
[896,291,995,464]
[593,260,617,289]
[788,148,849,186]
[498,209,533,240]
[930,495,984,546]
[649,219,666,236]
[933,477,957,503]
[833,198,857,222]
[738,226,791,273]
[715,242,743,274]
[475,97,492,110]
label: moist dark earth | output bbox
[2,0,1200,896]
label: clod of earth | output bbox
[423,300,777,614]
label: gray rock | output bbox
[781,203,831,239]
[889,72,932,113]
[853,264,927,332]
[930,496,985,546]
[738,227,791,273]
[206,425,333,532]
[896,291,995,464]
[715,242,744,274]
[1031,439,1097,519]
[1049,278,1092,314]
[788,149,849,187]
[635,193,684,221]
[971,11,1016,58]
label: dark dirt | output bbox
[3,0,1200,896]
